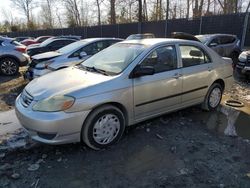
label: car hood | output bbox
[32,51,62,60]
[25,67,114,100]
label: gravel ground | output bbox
[0,72,250,188]
[0,67,28,112]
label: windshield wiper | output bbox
[79,65,109,76]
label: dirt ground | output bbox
[0,72,250,188]
[0,67,28,112]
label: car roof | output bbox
[195,34,236,38]
[80,38,123,43]
[120,38,200,46]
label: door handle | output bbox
[173,73,182,79]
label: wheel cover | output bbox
[209,87,222,108]
[93,114,120,145]
[1,60,17,75]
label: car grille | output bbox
[20,90,34,108]
[247,56,250,65]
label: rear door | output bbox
[178,44,212,105]
[133,45,182,120]
[218,36,236,57]
[208,37,223,56]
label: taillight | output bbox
[15,46,27,53]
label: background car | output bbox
[195,34,241,66]
[16,38,233,150]
[21,36,53,46]
[235,50,250,79]
[0,37,30,76]
[27,38,77,56]
[15,36,34,42]
[126,33,155,40]
[24,38,123,80]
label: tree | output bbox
[11,0,35,23]
[40,0,55,28]
[96,0,104,25]
[138,0,143,22]
[63,0,81,27]
[110,0,116,24]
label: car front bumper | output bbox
[236,64,250,76]
[15,95,90,144]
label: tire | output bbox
[82,105,126,150]
[202,83,223,111]
[0,57,19,76]
[230,52,239,69]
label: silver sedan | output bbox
[15,38,233,150]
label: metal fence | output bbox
[1,13,250,46]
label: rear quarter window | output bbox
[220,36,236,44]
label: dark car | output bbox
[235,51,250,79]
[195,34,241,66]
[27,38,77,56]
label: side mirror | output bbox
[209,43,218,47]
[129,65,155,78]
[79,51,87,59]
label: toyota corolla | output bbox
[15,38,233,150]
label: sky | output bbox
[0,0,22,22]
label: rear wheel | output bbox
[0,58,19,76]
[82,105,125,150]
[202,83,223,111]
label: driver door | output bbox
[132,45,182,121]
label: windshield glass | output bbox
[81,43,146,75]
[57,40,88,54]
[195,35,210,44]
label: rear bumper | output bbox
[224,75,234,91]
[19,54,31,66]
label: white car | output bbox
[24,38,123,80]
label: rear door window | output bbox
[179,45,211,67]
[220,36,236,45]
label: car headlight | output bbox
[36,60,54,69]
[32,95,75,112]
[239,52,247,62]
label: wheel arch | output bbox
[80,101,128,143]
[0,55,21,65]
[211,79,225,91]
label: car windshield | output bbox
[80,43,146,75]
[195,35,211,44]
[57,40,88,54]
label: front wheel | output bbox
[0,58,19,76]
[202,83,223,111]
[82,105,125,150]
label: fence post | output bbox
[241,12,249,49]
[138,22,141,34]
[164,19,168,37]
[117,24,119,38]
[199,16,203,34]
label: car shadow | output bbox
[0,72,23,84]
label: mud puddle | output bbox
[190,95,250,139]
